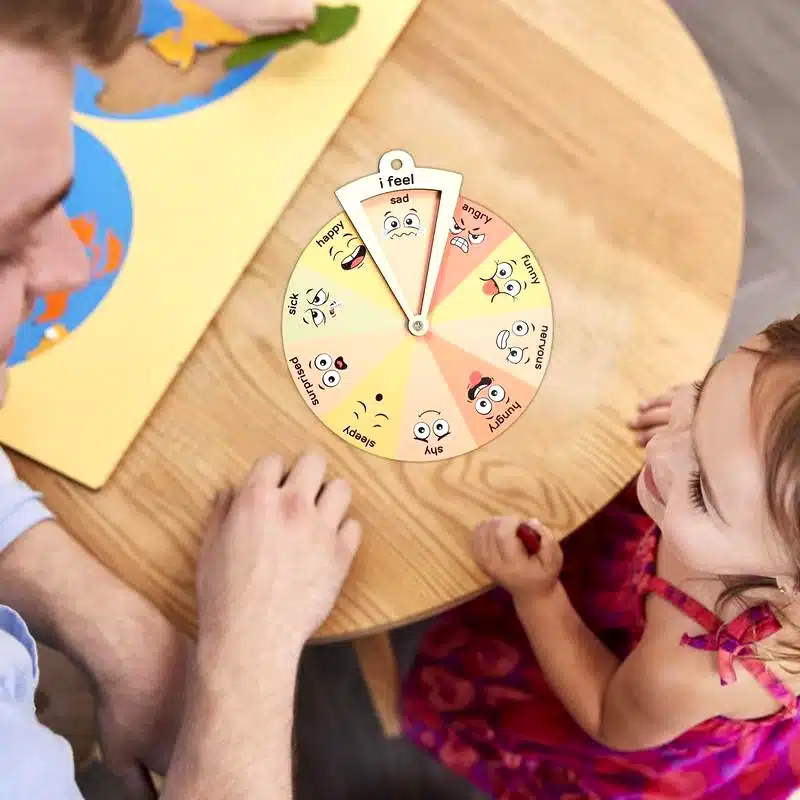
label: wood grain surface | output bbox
[10,0,743,642]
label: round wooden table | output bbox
[12,0,742,734]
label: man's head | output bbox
[0,0,140,403]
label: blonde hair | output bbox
[0,0,141,64]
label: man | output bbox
[0,1,360,798]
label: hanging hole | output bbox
[391,159,403,170]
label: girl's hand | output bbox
[628,384,683,446]
[473,517,563,601]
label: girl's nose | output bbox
[645,427,686,500]
[26,206,92,297]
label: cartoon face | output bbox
[412,409,451,443]
[302,287,341,328]
[449,216,487,255]
[331,232,367,271]
[467,372,510,417]
[310,352,348,390]
[352,393,389,428]
[384,208,423,239]
[481,260,527,303]
[496,320,535,365]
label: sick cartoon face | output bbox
[449,216,487,255]
[310,353,348,390]
[302,287,341,328]
[467,372,509,417]
[482,260,527,303]
[352,393,389,428]
[332,232,367,271]
[496,320,535,365]
[412,410,451,443]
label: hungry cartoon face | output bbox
[302,287,341,328]
[467,371,509,417]
[496,320,535,365]
[482,260,527,303]
[332,232,367,271]
[449,216,487,255]
[412,409,451,443]
[310,353,348,390]
[352,393,389,428]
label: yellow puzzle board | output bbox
[0,0,422,489]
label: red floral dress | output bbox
[401,483,800,799]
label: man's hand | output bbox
[197,451,362,663]
[94,625,191,798]
[199,0,316,35]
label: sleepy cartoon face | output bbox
[467,372,510,418]
[496,320,535,365]
[482,260,527,303]
[449,216,487,255]
[302,287,341,328]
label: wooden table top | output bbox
[12,0,743,642]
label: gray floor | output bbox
[75,1,799,797]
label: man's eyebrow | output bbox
[0,179,73,237]
[691,361,729,525]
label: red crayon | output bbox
[517,523,541,555]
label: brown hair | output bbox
[716,315,800,659]
[0,0,141,65]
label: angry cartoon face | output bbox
[482,260,527,303]
[310,353,348,390]
[302,287,341,328]
[496,320,535,365]
[332,232,367,271]
[449,216,487,255]
[412,409,451,443]
[467,372,509,417]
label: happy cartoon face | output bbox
[449,216,487,255]
[496,320,535,365]
[353,392,389,428]
[302,287,341,328]
[412,409,451,444]
[332,231,368,271]
[310,352,348,390]
[482,260,527,303]
[467,372,510,418]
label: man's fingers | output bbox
[245,453,285,491]
[283,451,328,499]
[337,518,362,568]
[316,477,353,525]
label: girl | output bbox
[402,316,800,799]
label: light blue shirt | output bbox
[0,448,84,798]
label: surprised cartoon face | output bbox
[311,353,348,390]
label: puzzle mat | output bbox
[0,0,422,489]
[282,150,555,462]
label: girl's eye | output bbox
[688,471,707,513]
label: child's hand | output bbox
[628,384,682,446]
[199,0,316,35]
[473,517,563,601]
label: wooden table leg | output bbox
[353,632,402,737]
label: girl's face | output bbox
[637,339,793,578]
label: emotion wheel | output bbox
[282,183,554,462]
